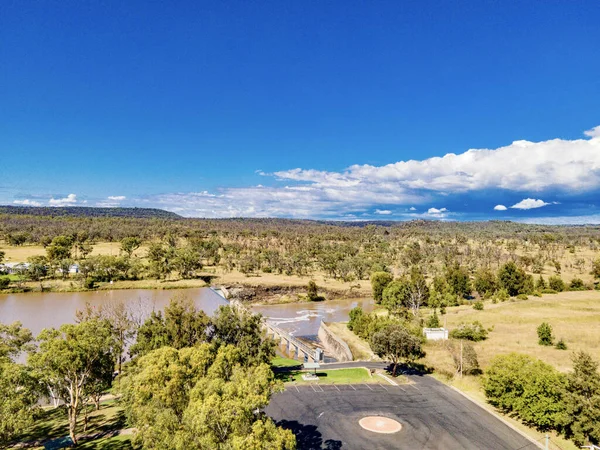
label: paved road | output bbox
[266,369,538,450]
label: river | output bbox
[0,288,375,338]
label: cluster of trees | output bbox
[4,215,600,291]
[0,298,295,448]
[484,352,600,446]
[347,307,425,375]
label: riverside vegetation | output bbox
[1,298,296,449]
[2,213,600,301]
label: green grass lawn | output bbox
[78,434,133,449]
[271,356,302,368]
[279,367,378,384]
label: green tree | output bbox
[131,297,210,357]
[484,353,565,430]
[28,319,116,445]
[537,322,554,346]
[370,271,393,304]
[45,235,73,263]
[210,306,275,366]
[549,275,565,292]
[370,324,424,376]
[535,275,547,290]
[474,268,497,297]
[497,261,526,296]
[120,345,295,450]
[381,279,410,315]
[591,258,600,280]
[306,280,322,301]
[562,352,600,446]
[450,321,488,341]
[445,263,472,298]
[120,236,142,258]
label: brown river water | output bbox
[0,288,375,338]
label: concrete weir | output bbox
[226,295,323,363]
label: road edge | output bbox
[446,383,544,449]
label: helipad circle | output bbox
[359,416,402,434]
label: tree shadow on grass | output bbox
[276,420,343,450]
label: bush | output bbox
[555,339,567,350]
[537,322,554,346]
[425,311,440,328]
[548,276,565,292]
[450,321,488,341]
[541,288,557,294]
[0,276,10,289]
[483,353,565,430]
[84,277,96,289]
[569,278,585,291]
[473,301,484,310]
[532,291,542,297]
[494,288,509,303]
[516,294,528,300]
[306,280,324,301]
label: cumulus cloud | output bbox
[494,204,508,211]
[375,209,392,215]
[584,125,600,138]
[133,125,599,219]
[510,198,550,210]
[49,194,77,206]
[13,199,42,206]
[409,207,416,211]
[107,195,126,201]
[274,126,600,193]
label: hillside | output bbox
[0,205,181,219]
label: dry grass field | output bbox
[425,290,600,374]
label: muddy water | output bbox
[0,289,374,338]
[0,288,228,336]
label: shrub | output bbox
[0,276,10,289]
[569,278,585,291]
[425,311,440,328]
[494,288,510,303]
[541,288,557,294]
[306,280,324,301]
[548,276,565,292]
[516,293,528,300]
[450,321,488,341]
[84,277,96,289]
[483,353,565,430]
[537,322,554,346]
[498,261,527,296]
[555,339,567,350]
[370,271,393,304]
[473,301,484,310]
[532,291,542,297]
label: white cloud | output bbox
[14,199,42,206]
[132,126,599,218]
[510,198,550,210]
[375,209,392,215]
[274,126,600,193]
[494,204,507,211]
[584,125,600,138]
[107,196,126,201]
[427,207,447,214]
[409,207,416,211]
[13,199,42,206]
[49,194,77,206]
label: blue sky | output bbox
[1,0,599,222]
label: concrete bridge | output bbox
[215,289,322,363]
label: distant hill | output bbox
[0,205,181,219]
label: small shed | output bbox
[423,327,449,341]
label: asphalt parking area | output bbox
[266,375,538,450]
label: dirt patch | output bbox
[359,416,402,434]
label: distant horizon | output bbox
[2,1,599,222]
[4,204,600,226]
